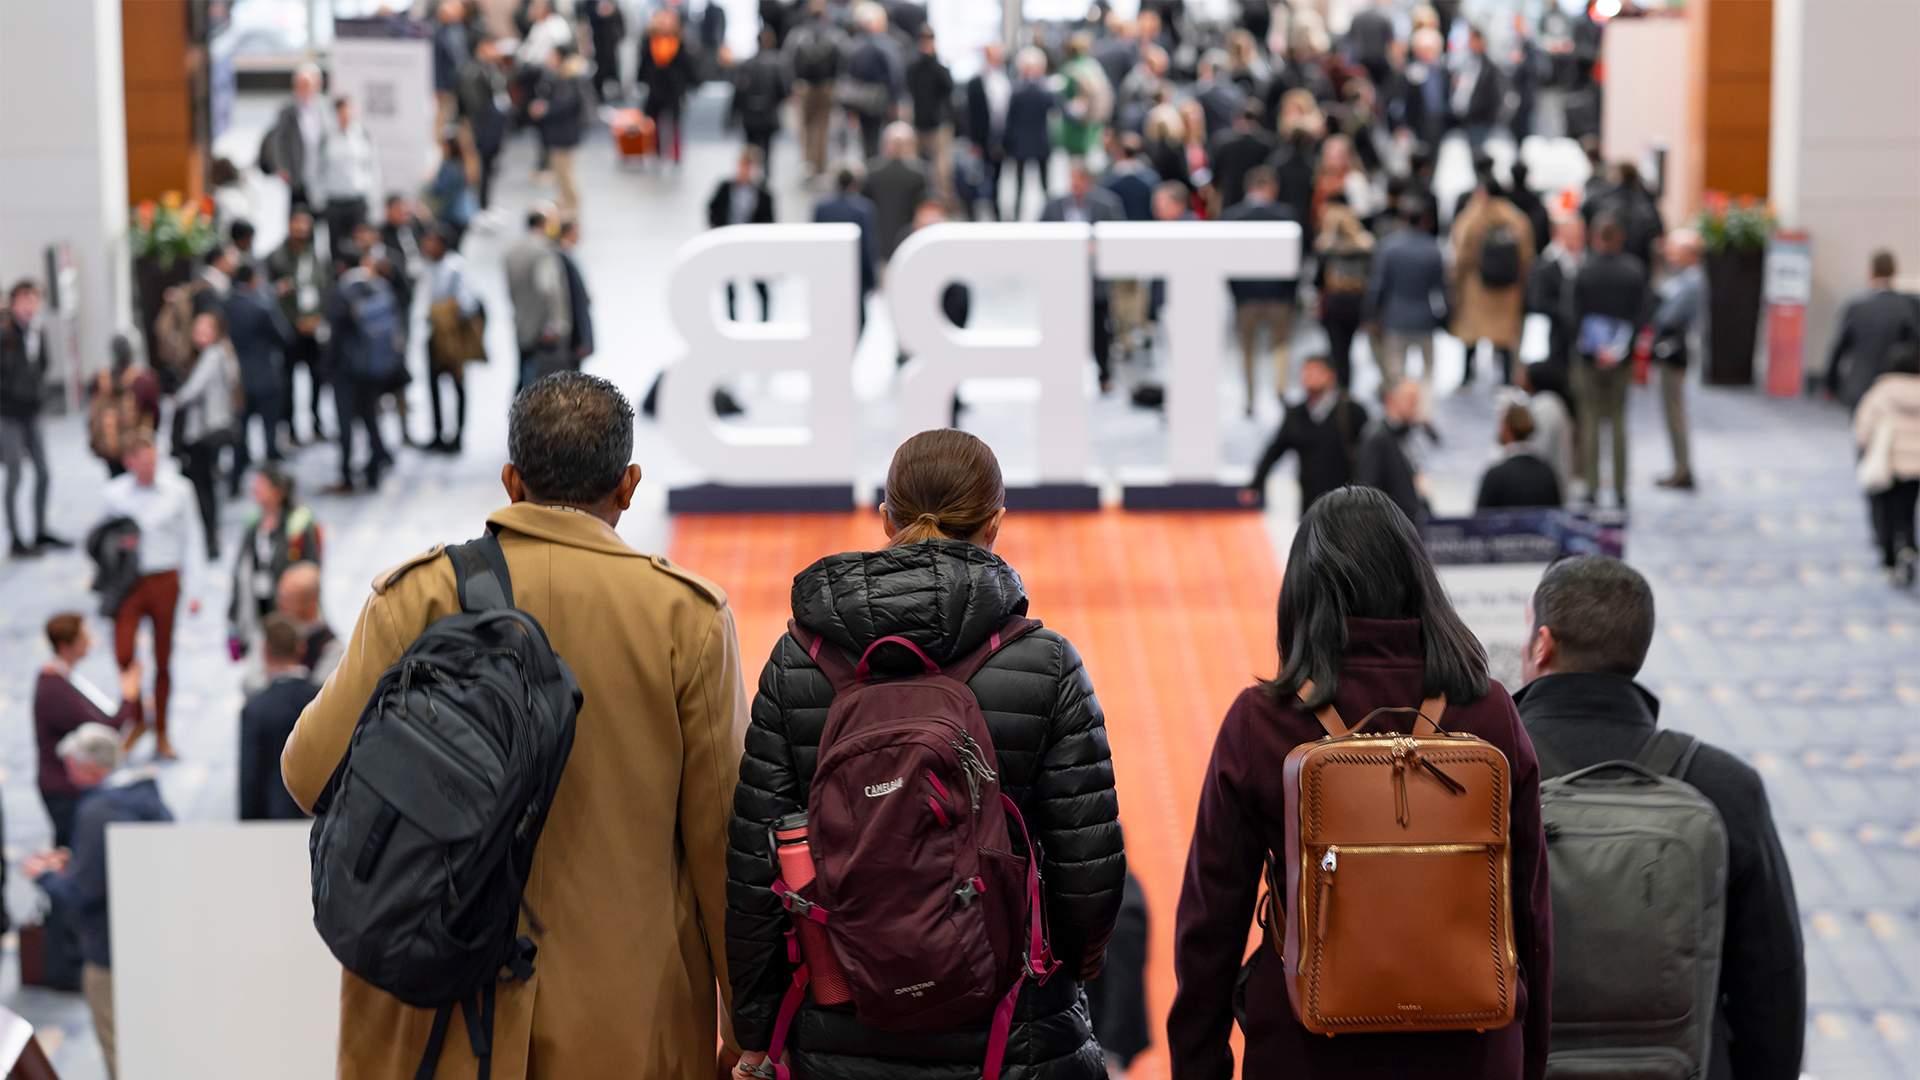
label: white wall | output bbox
[1601,16,1696,234]
[1770,0,1920,375]
[0,0,129,382]
[110,823,339,1080]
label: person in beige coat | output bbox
[282,372,749,1079]
[1854,344,1920,585]
[1451,179,1536,390]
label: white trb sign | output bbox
[656,221,1300,498]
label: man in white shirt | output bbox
[99,433,203,760]
[319,96,381,250]
[517,0,574,66]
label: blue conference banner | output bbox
[1423,510,1627,566]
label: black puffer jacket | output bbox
[727,539,1125,1080]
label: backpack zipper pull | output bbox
[1316,847,1337,941]
[1392,740,1411,827]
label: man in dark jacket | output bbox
[239,615,318,821]
[1347,0,1397,87]
[1208,100,1278,212]
[1247,355,1369,509]
[1526,214,1584,370]
[1190,50,1245,142]
[1,280,66,557]
[458,39,510,209]
[905,28,955,202]
[432,0,471,113]
[532,52,589,215]
[1386,27,1447,149]
[844,3,905,157]
[1222,168,1300,413]
[1450,25,1507,150]
[865,123,931,265]
[1572,216,1651,506]
[725,539,1124,1080]
[584,0,627,103]
[264,63,326,217]
[1827,249,1920,408]
[1354,378,1426,521]
[1099,133,1160,221]
[1514,556,1805,1080]
[1476,402,1562,509]
[27,723,172,1079]
[785,0,844,178]
[1366,204,1449,390]
[1003,50,1056,220]
[1581,162,1665,271]
[223,265,294,466]
[1507,162,1553,257]
[734,28,792,164]
[558,219,595,366]
[265,211,331,445]
[322,247,395,493]
[964,42,1012,218]
[816,168,879,329]
[710,148,777,322]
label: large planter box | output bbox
[1705,248,1764,385]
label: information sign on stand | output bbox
[1764,231,1812,397]
[1423,511,1626,688]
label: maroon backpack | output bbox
[757,617,1059,1080]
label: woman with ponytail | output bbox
[726,429,1126,1080]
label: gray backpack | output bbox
[1539,731,1729,1080]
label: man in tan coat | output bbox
[1450,171,1536,391]
[283,372,748,1079]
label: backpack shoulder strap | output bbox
[1635,729,1701,781]
[1296,679,1446,738]
[787,619,860,695]
[944,615,1041,686]
[448,531,514,613]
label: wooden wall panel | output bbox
[1702,0,1771,198]
[123,0,193,202]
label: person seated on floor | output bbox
[26,722,172,1080]
[273,561,343,685]
[1476,401,1563,510]
[239,615,318,820]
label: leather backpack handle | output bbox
[1297,679,1448,738]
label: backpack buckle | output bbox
[784,891,815,918]
[954,876,983,909]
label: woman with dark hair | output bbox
[228,463,323,685]
[727,429,1126,1080]
[1167,486,1554,1080]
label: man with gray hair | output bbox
[282,372,748,1076]
[265,62,327,218]
[1513,555,1805,1080]
[27,722,172,1079]
[863,122,930,266]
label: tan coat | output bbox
[1856,371,1920,480]
[283,502,749,1080]
[1450,192,1536,351]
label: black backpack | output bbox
[1479,224,1523,288]
[309,534,581,1079]
[792,25,841,83]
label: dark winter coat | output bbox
[637,33,700,116]
[223,286,295,397]
[1248,392,1369,508]
[906,51,955,131]
[726,539,1125,1080]
[239,674,318,820]
[1168,618,1554,1080]
[1475,449,1563,509]
[1828,288,1920,407]
[0,311,49,420]
[535,71,588,148]
[1354,419,1425,522]
[1512,673,1805,1080]
[1004,81,1056,163]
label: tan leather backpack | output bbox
[1272,682,1517,1036]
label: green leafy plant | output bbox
[129,192,220,270]
[1694,191,1776,255]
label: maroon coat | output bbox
[1167,617,1552,1080]
[35,672,135,797]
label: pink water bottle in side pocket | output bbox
[770,811,852,1005]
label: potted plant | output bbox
[129,192,219,370]
[1694,191,1776,385]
